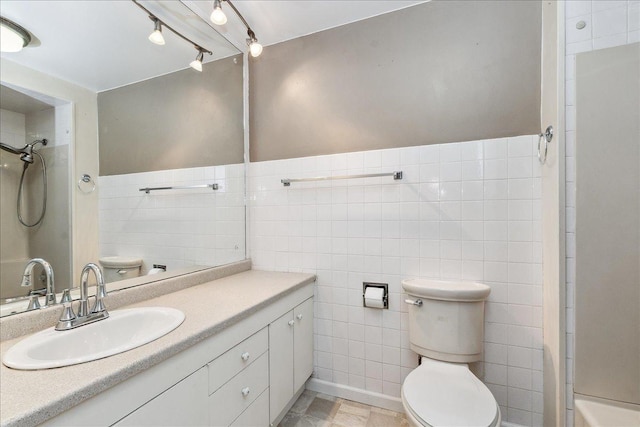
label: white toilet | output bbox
[401,279,501,427]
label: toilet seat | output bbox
[401,358,500,427]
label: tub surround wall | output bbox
[249,135,544,426]
[0,109,30,297]
[0,105,72,297]
[575,43,639,405]
[25,105,73,291]
[98,163,245,273]
[563,1,640,424]
[249,0,542,162]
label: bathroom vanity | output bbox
[0,266,315,427]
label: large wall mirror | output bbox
[0,1,245,317]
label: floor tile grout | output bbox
[279,390,408,427]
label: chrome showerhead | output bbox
[0,139,47,164]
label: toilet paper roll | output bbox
[364,286,385,308]
[147,268,165,275]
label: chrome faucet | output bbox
[56,263,109,331]
[21,258,55,308]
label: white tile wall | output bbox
[98,164,245,273]
[0,109,26,146]
[564,2,638,425]
[249,136,543,426]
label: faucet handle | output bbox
[59,291,76,322]
[27,294,41,311]
[91,283,108,314]
[61,288,73,303]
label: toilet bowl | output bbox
[401,279,500,427]
[401,358,500,427]
[99,256,142,283]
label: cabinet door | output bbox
[114,367,208,427]
[293,298,314,392]
[269,310,294,424]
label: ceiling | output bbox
[0,1,427,92]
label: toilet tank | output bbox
[99,256,143,283]
[402,279,491,363]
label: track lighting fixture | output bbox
[210,0,263,58]
[247,29,263,58]
[210,0,227,26]
[148,17,165,45]
[190,48,205,72]
[0,16,31,53]
[133,1,212,71]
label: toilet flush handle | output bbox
[404,298,423,307]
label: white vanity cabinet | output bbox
[41,282,314,427]
[269,297,314,424]
[207,328,270,426]
[114,368,208,427]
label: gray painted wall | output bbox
[99,55,244,176]
[250,0,541,162]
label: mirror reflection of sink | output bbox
[2,307,185,370]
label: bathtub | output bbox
[575,395,640,427]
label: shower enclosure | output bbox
[0,84,72,302]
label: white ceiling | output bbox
[186,1,428,53]
[0,1,427,93]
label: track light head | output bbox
[148,18,165,45]
[246,29,262,57]
[190,49,205,72]
[210,0,227,25]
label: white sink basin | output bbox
[3,307,184,370]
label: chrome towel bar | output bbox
[139,183,219,194]
[281,171,402,186]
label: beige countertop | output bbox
[0,269,315,427]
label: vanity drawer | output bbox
[208,351,269,426]
[230,388,269,427]
[208,327,268,394]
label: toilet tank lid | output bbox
[99,256,143,268]
[402,279,490,301]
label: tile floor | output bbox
[278,390,409,427]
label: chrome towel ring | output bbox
[77,173,96,193]
[538,125,554,164]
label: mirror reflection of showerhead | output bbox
[0,139,47,164]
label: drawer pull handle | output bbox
[288,320,295,327]
[296,314,303,320]
[117,269,128,275]
[241,387,250,397]
[241,352,250,361]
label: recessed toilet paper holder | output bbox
[363,282,388,309]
